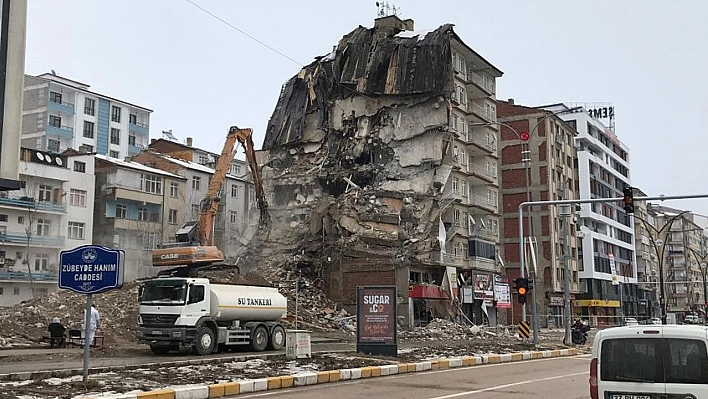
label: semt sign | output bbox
[59,245,125,294]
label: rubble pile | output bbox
[0,281,141,347]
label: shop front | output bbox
[573,298,620,327]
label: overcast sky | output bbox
[25,1,708,215]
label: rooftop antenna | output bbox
[375,1,399,17]
[162,129,178,141]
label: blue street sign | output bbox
[59,245,125,294]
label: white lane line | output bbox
[426,371,588,399]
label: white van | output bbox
[590,325,708,399]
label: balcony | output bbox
[0,271,58,282]
[129,121,149,135]
[466,131,496,157]
[0,233,66,247]
[128,143,146,156]
[46,123,74,139]
[467,101,495,123]
[0,197,66,213]
[430,251,465,267]
[468,194,498,213]
[48,99,75,115]
[466,256,496,272]
[466,70,495,96]
[466,163,497,183]
[108,217,161,231]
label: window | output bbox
[82,144,93,153]
[38,184,52,202]
[192,176,201,190]
[17,216,24,224]
[231,184,239,198]
[84,98,95,115]
[0,287,3,295]
[116,204,127,218]
[13,287,19,295]
[230,210,238,223]
[141,173,162,194]
[128,134,136,146]
[36,219,51,236]
[111,105,121,122]
[67,222,85,239]
[48,139,60,152]
[191,204,199,217]
[168,209,178,224]
[129,113,137,124]
[69,189,87,207]
[0,214,6,222]
[49,115,61,128]
[230,164,242,175]
[452,177,459,193]
[110,128,120,145]
[138,207,148,221]
[198,155,209,165]
[74,161,86,173]
[453,209,460,224]
[461,181,468,197]
[170,182,179,198]
[50,91,62,104]
[109,150,119,158]
[83,121,94,138]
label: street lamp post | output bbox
[472,106,580,346]
[634,210,690,324]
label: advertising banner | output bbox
[473,273,494,300]
[356,286,397,357]
[493,275,511,308]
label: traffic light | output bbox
[515,277,529,304]
[623,186,634,214]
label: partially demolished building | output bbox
[258,16,504,327]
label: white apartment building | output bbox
[549,105,637,324]
[22,72,151,159]
[0,148,95,307]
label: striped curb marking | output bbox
[72,348,579,399]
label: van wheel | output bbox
[249,325,268,352]
[268,325,286,350]
[193,327,215,355]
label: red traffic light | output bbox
[520,131,530,141]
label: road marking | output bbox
[426,371,588,399]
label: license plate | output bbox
[151,330,162,335]
[611,395,651,399]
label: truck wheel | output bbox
[268,325,286,350]
[250,325,268,352]
[193,326,215,355]
[150,345,171,355]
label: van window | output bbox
[601,338,708,384]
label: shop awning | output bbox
[573,299,620,308]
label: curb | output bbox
[72,348,579,398]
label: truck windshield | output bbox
[140,281,187,305]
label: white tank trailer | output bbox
[136,277,288,355]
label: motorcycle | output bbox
[571,324,590,345]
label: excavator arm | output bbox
[235,128,270,225]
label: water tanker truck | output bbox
[137,277,287,355]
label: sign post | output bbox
[59,245,124,383]
[356,286,397,357]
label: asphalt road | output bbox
[235,355,592,399]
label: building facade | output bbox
[92,155,185,281]
[0,148,95,306]
[22,73,151,159]
[553,105,636,327]
[632,188,660,319]
[497,100,582,327]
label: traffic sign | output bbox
[59,245,125,294]
[518,321,531,339]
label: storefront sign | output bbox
[549,295,564,306]
[356,286,397,357]
[461,286,474,304]
[493,275,511,308]
[473,273,494,300]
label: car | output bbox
[684,315,700,325]
[590,325,708,399]
[648,317,661,325]
[623,317,639,326]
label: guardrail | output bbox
[0,197,66,213]
[0,271,58,281]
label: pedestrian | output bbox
[48,317,66,348]
[83,304,101,346]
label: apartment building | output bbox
[549,105,636,326]
[632,188,660,318]
[132,149,254,261]
[496,100,582,326]
[92,155,186,281]
[0,148,95,306]
[22,72,151,159]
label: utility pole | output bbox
[559,184,572,345]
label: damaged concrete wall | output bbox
[254,22,458,312]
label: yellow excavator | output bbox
[151,126,268,276]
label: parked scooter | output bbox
[571,321,590,345]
